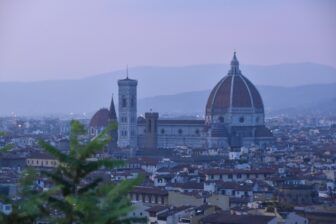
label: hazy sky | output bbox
[0,0,335,82]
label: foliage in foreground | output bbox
[0,121,145,224]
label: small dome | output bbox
[206,52,264,116]
[137,116,146,123]
[89,108,110,128]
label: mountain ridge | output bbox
[0,63,335,116]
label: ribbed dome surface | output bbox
[206,53,264,115]
[89,108,110,128]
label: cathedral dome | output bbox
[89,108,111,128]
[206,52,264,116]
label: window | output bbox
[122,97,127,107]
[219,116,224,123]
[195,129,200,135]
[239,116,244,123]
[161,129,165,134]
[148,120,152,132]
[121,131,127,136]
[237,174,242,179]
[131,97,135,107]
[178,129,183,134]
[256,117,260,123]
[228,174,233,179]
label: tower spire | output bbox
[126,64,129,79]
[109,94,117,120]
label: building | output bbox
[89,96,118,149]
[276,184,319,205]
[137,52,273,149]
[129,186,169,205]
[26,152,58,168]
[205,52,273,148]
[97,52,273,149]
[117,72,138,148]
[199,213,278,224]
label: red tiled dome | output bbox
[89,108,110,128]
[206,53,264,115]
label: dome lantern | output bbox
[228,51,241,76]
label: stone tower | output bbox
[117,71,138,148]
[144,112,159,149]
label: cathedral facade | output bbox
[90,53,273,149]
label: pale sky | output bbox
[0,0,335,82]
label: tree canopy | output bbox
[0,121,145,224]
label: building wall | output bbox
[207,194,230,211]
[168,191,204,207]
[205,173,269,182]
[138,123,206,149]
[168,191,229,211]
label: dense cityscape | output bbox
[1,1,336,223]
[0,55,335,224]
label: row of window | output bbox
[120,130,136,137]
[27,159,57,166]
[209,173,267,179]
[120,117,136,123]
[217,116,261,123]
[143,128,201,135]
[221,189,250,197]
[131,193,166,204]
[121,97,135,108]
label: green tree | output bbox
[0,131,14,152]
[37,120,145,223]
[0,121,145,223]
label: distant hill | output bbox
[138,83,336,115]
[0,63,335,116]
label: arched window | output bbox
[122,97,127,107]
[148,120,152,132]
[131,97,135,107]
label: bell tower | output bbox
[117,68,138,148]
